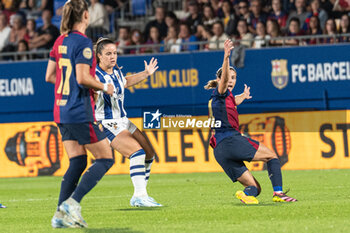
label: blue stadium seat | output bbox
[54,0,66,16]
[132,0,146,16]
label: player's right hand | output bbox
[224,39,234,57]
[106,83,114,95]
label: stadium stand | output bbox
[0,0,349,60]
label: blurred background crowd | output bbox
[0,0,349,59]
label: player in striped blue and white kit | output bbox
[94,38,161,207]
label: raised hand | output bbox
[144,57,159,76]
[224,39,234,58]
[106,83,114,96]
[243,84,252,99]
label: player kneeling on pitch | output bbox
[205,39,297,204]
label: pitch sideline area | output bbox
[0,170,349,233]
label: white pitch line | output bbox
[6,195,130,202]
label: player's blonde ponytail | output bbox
[204,80,218,89]
[60,0,88,34]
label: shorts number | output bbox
[57,58,72,95]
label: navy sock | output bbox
[267,158,283,192]
[71,158,114,203]
[58,155,87,208]
[243,186,259,197]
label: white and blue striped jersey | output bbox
[95,65,127,120]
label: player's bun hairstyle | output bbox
[60,0,88,34]
[95,37,121,69]
[204,66,236,90]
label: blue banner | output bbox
[0,44,349,123]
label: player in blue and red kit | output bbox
[45,0,114,228]
[205,39,297,204]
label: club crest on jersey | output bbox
[271,59,289,90]
[83,47,92,59]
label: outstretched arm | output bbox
[76,64,114,95]
[217,39,234,94]
[235,84,252,105]
[125,57,158,88]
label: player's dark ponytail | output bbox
[60,0,88,34]
[95,37,121,69]
[204,66,237,90]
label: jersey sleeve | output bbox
[213,87,230,98]
[95,73,106,84]
[75,38,93,66]
[49,43,56,61]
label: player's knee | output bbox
[97,158,114,172]
[69,155,87,172]
[267,152,278,161]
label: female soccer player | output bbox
[45,0,115,228]
[205,39,297,204]
[94,38,162,207]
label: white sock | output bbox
[145,156,155,186]
[129,149,147,197]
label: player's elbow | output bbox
[45,71,55,84]
[76,77,84,85]
[45,75,55,84]
[76,74,86,85]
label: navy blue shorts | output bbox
[214,131,259,182]
[57,122,106,145]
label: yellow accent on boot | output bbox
[273,195,286,202]
[235,191,259,204]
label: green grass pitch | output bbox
[0,169,350,233]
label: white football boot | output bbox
[130,196,162,207]
[51,210,78,228]
[59,197,88,228]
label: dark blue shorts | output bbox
[214,131,260,182]
[57,122,106,145]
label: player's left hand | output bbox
[243,84,252,99]
[145,57,159,76]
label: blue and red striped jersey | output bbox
[208,88,240,148]
[49,31,97,123]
